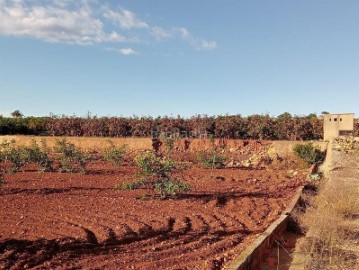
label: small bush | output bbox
[54,139,88,173]
[103,140,127,166]
[293,143,325,165]
[118,152,190,199]
[162,137,175,155]
[197,151,226,169]
[0,140,26,173]
[23,140,52,172]
[135,152,175,176]
[154,181,190,197]
[116,180,144,191]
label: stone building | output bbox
[323,113,354,141]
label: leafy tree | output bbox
[0,113,326,140]
[10,110,23,118]
[276,112,294,140]
[214,114,246,139]
[246,114,276,140]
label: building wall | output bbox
[323,113,354,141]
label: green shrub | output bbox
[118,152,190,199]
[135,152,175,176]
[103,140,127,166]
[0,140,26,173]
[154,181,190,197]
[116,180,144,191]
[54,139,88,173]
[293,143,325,165]
[162,137,175,155]
[23,140,52,172]
[0,139,53,173]
[197,151,226,169]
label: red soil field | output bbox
[0,162,306,270]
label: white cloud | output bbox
[103,7,148,29]
[119,48,136,55]
[105,47,138,56]
[173,27,217,50]
[52,0,71,8]
[151,26,172,40]
[198,40,217,50]
[0,1,125,45]
[178,27,190,39]
[0,1,217,51]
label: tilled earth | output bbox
[0,162,306,270]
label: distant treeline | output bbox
[0,113,358,140]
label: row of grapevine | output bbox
[1,113,357,140]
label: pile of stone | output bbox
[333,137,359,152]
[226,143,273,169]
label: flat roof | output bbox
[322,113,354,116]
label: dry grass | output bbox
[296,180,359,269]
[0,135,152,151]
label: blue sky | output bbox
[0,0,358,117]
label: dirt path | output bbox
[326,144,359,265]
[289,139,359,269]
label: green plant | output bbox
[103,140,127,166]
[0,139,53,173]
[115,180,144,191]
[162,137,175,155]
[118,152,190,199]
[177,161,192,170]
[154,181,190,197]
[54,139,88,173]
[293,143,325,165]
[10,109,24,118]
[196,136,226,169]
[197,151,226,169]
[0,140,26,173]
[135,152,175,175]
[22,140,52,172]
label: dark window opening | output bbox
[339,130,353,136]
[340,118,342,121]
[334,118,337,122]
